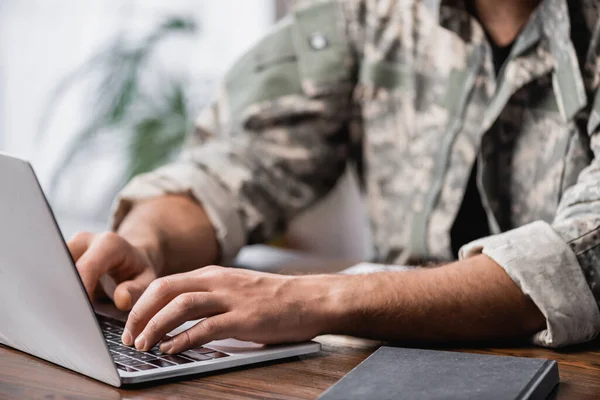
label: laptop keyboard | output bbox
[96,314,230,373]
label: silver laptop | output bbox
[0,153,321,387]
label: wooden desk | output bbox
[2,249,600,399]
[2,334,600,399]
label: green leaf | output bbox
[42,15,198,198]
[125,83,190,181]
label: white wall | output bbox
[0,0,275,220]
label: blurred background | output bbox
[0,0,370,261]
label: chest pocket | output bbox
[224,1,351,118]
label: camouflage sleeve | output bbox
[460,100,600,348]
[459,221,600,348]
[110,0,358,264]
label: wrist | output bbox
[298,274,359,336]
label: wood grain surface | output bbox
[2,334,600,399]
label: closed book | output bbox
[318,346,559,400]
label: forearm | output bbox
[117,195,219,276]
[324,254,545,342]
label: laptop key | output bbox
[113,355,132,363]
[103,325,118,332]
[146,359,176,368]
[115,363,138,372]
[120,358,147,367]
[206,351,229,359]
[188,347,214,354]
[130,353,158,362]
[98,315,122,324]
[160,355,194,364]
[181,351,211,361]
[135,363,158,371]
[122,349,143,357]
[148,348,165,356]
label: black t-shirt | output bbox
[449,3,514,257]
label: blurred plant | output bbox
[38,16,199,199]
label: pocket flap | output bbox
[291,1,351,95]
[358,60,408,90]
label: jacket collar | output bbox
[431,0,588,121]
[539,0,587,120]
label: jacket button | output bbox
[309,33,329,51]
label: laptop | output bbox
[0,153,321,387]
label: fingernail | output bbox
[160,340,173,354]
[121,329,132,346]
[135,334,147,351]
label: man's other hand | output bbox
[121,266,343,353]
[67,231,162,311]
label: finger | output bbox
[134,293,225,351]
[123,273,207,345]
[113,268,156,311]
[160,313,240,354]
[75,233,125,300]
[66,231,93,262]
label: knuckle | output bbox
[174,293,196,312]
[199,317,220,336]
[98,231,121,246]
[148,277,172,295]
[145,317,161,335]
[127,308,143,326]
[179,329,193,349]
[202,265,226,279]
[75,258,92,272]
[70,231,91,244]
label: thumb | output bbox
[113,269,156,311]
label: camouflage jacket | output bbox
[113,0,600,347]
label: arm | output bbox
[121,254,545,353]
[332,255,545,342]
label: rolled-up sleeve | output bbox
[459,222,600,347]
[110,1,357,265]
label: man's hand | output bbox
[68,195,220,311]
[121,266,342,354]
[68,232,162,311]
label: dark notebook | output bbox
[318,347,559,400]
